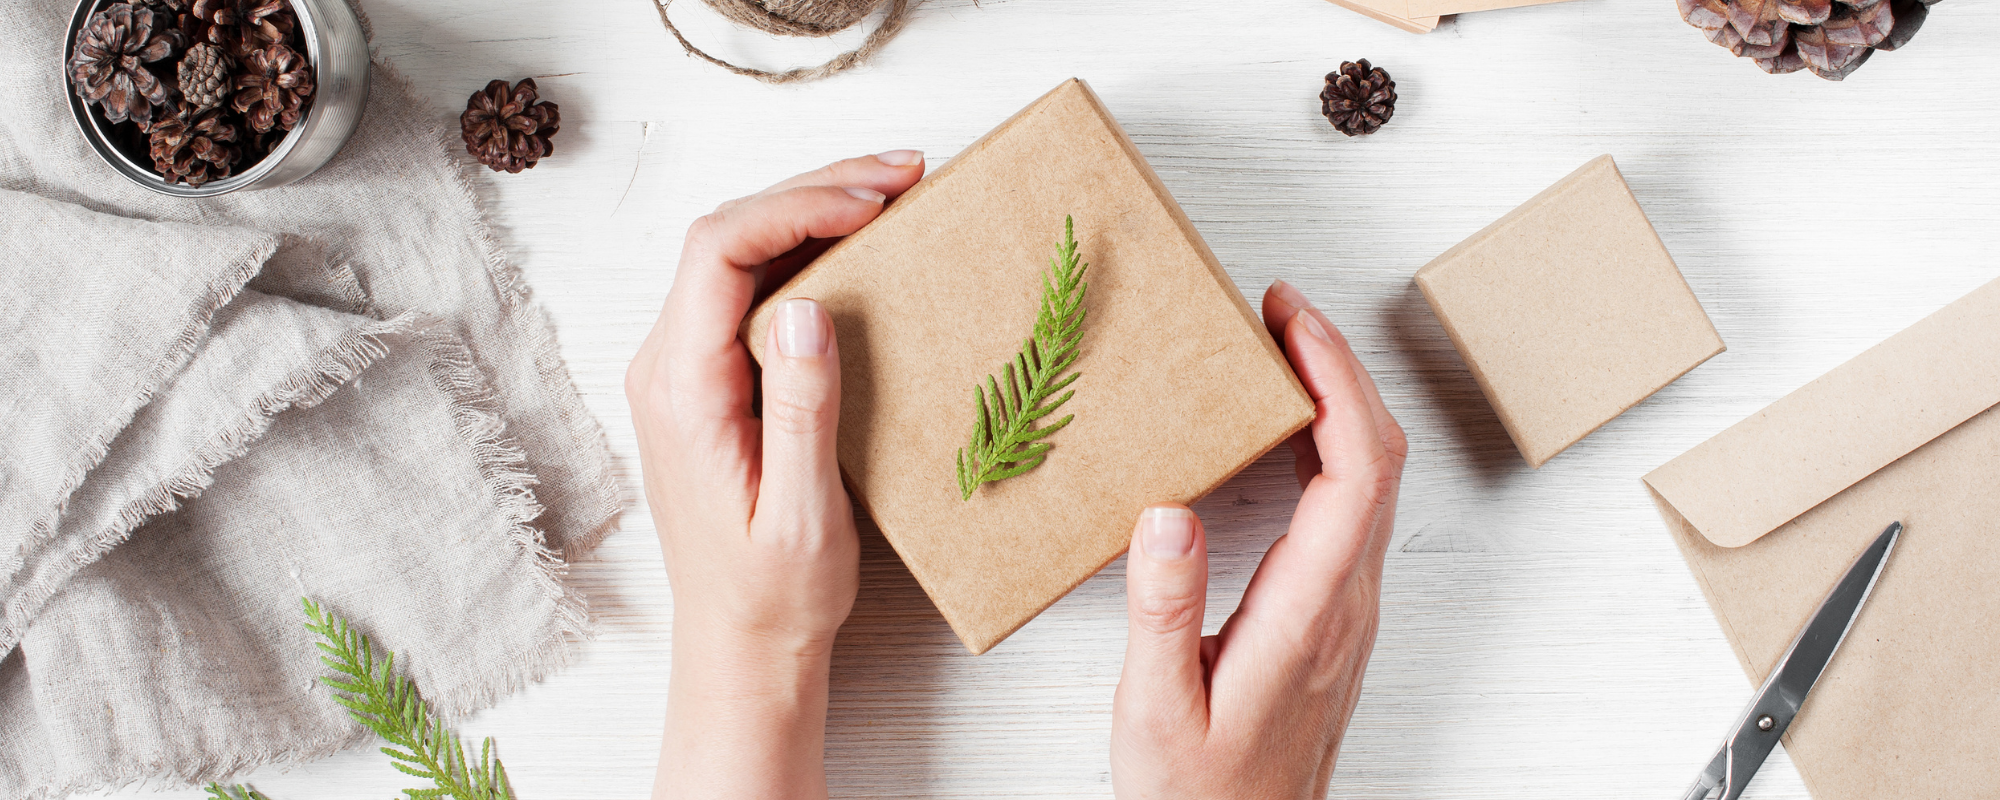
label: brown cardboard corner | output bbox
[1067,80,1312,420]
[1406,0,1583,16]
[740,79,1315,654]
[1415,154,1723,468]
[1320,0,1441,32]
[743,80,1087,351]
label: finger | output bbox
[1310,741,1339,800]
[660,185,887,423]
[1285,429,1320,490]
[757,237,838,297]
[1282,308,1398,567]
[719,150,926,212]
[1265,280,1405,467]
[1120,505,1211,732]
[1224,308,1401,643]
[753,298,846,544]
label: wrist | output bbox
[659,617,834,800]
[673,606,842,667]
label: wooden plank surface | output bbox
[94,0,2000,797]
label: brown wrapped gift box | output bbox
[1414,155,1724,468]
[744,79,1314,654]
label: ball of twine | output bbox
[654,0,914,84]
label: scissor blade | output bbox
[1707,521,1903,800]
[1680,746,1727,800]
[1764,521,1902,724]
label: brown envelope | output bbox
[1644,276,2000,798]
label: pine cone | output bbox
[68,3,180,131]
[231,43,313,133]
[1678,0,1937,80]
[192,0,295,59]
[149,107,241,185]
[1321,59,1396,137]
[178,42,231,112]
[460,79,561,174]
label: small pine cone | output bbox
[178,42,231,112]
[68,3,182,131]
[1320,59,1396,137]
[460,78,561,174]
[150,107,241,185]
[231,43,314,133]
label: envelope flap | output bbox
[1644,277,2000,548]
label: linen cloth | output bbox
[0,0,621,795]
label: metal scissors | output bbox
[1682,520,1903,800]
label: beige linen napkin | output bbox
[0,0,620,794]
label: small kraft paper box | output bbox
[744,79,1314,654]
[1414,155,1724,468]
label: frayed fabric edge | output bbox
[412,330,592,721]
[5,233,276,626]
[6,314,429,800]
[10,327,592,799]
[372,58,625,559]
[0,313,429,654]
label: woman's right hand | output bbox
[1109,279,1408,799]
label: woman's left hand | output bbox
[630,150,927,800]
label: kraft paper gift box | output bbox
[743,79,1315,654]
[1644,276,2000,799]
[1414,155,1724,468]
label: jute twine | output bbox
[653,0,913,84]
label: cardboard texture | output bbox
[743,79,1315,655]
[1414,155,1723,468]
[1320,0,1579,33]
[1321,0,1439,33]
[1644,275,2000,799]
[1403,0,1580,16]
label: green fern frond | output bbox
[204,784,272,800]
[956,215,1089,499]
[302,598,515,800]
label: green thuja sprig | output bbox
[956,215,1089,500]
[204,784,272,800]
[302,597,515,800]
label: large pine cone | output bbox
[1678,0,1938,80]
[461,79,561,174]
[1321,59,1396,137]
[68,3,180,131]
[150,107,241,186]
[231,44,313,133]
[191,0,294,59]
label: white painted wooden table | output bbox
[97,0,2000,797]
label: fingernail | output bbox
[1296,309,1333,344]
[843,186,886,203]
[1141,507,1196,559]
[776,298,828,357]
[874,149,923,167]
[1272,279,1311,315]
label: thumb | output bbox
[756,298,845,541]
[1119,505,1210,729]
